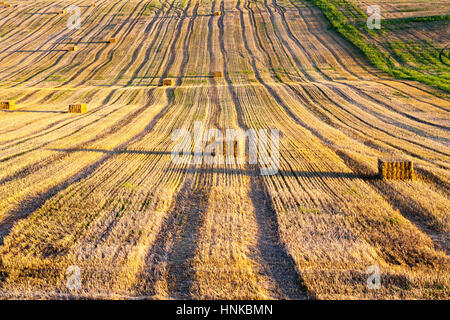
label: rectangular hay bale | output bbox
[209,139,246,162]
[378,158,414,180]
[163,79,174,86]
[69,104,87,113]
[109,38,117,44]
[0,101,15,110]
[224,139,246,159]
[213,71,223,78]
[67,46,77,52]
[214,11,221,16]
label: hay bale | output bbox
[67,46,77,52]
[209,139,230,158]
[214,11,221,16]
[222,140,233,157]
[209,138,246,164]
[163,79,174,86]
[223,140,245,159]
[90,3,96,7]
[0,101,15,110]
[69,104,87,113]
[378,158,414,180]
[58,9,66,15]
[213,71,223,78]
[109,38,117,44]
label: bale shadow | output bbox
[56,41,109,45]
[249,166,311,299]
[11,49,68,53]
[1,110,67,114]
[134,169,209,298]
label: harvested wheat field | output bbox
[0,0,448,300]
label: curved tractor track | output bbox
[0,0,448,299]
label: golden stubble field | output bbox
[0,0,448,299]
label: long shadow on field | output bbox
[1,110,67,114]
[166,166,376,180]
[11,49,68,53]
[50,149,378,180]
[56,41,111,45]
[0,154,113,246]
[0,88,176,247]
[137,13,231,19]
[50,148,202,157]
[24,12,60,15]
[249,165,311,299]
[134,75,213,79]
[146,15,182,19]
[134,168,209,298]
